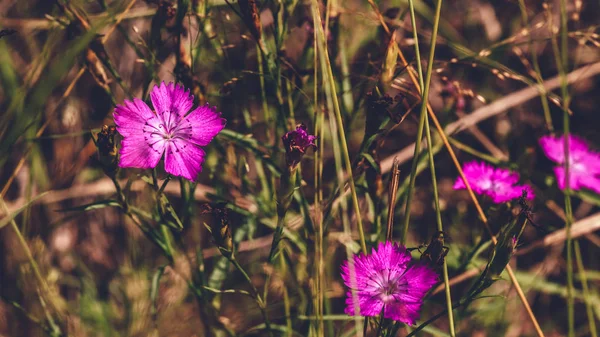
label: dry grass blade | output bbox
[386,158,401,241]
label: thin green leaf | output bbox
[150,265,167,320]
[0,192,49,229]
[55,199,121,213]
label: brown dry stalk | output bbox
[4,178,215,216]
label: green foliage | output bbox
[1,0,599,336]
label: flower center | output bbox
[480,178,493,191]
[156,110,183,141]
[569,157,585,173]
[377,277,408,304]
[162,129,175,140]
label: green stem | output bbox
[110,174,128,212]
[257,46,272,145]
[401,0,443,245]
[425,102,456,337]
[517,0,554,132]
[311,0,366,254]
[161,225,175,259]
[407,0,455,333]
[448,137,502,165]
[268,168,296,262]
[574,241,598,337]
[152,168,176,260]
[406,301,465,337]
[230,258,274,337]
[374,312,384,337]
[158,175,172,196]
[407,0,424,88]
[557,1,574,335]
[313,32,326,334]
[279,253,292,337]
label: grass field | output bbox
[1,0,600,336]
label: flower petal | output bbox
[453,161,494,194]
[344,290,383,317]
[539,134,591,164]
[150,82,194,116]
[178,103,226,146]
[400,263,439,302]
[384,263,438,324]
[118,135,165,169]
[578,174,600,194]
[163,139,206,181]
[114,98,161,137]
[554,166,600,193]
[491,167,519,185]
[114,98,167,169]
[487,183,534,203]
[372,242,412,271]
[384,301,422,326]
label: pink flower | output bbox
[539,135,600,194]
[281,123,317,168]
[453,161,535,203]
[114,82,226,181]
[341,242,438,325]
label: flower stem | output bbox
[152,168,176,259]
[311,0,366,254]
[574,241,598,337]
[110,174,128,212]
[401,0,443,245]
[425,96,456,337]
[313,54,326,336]
[268,168,296,262]
[257,45,272,144]
[557,0,575,335]
[229,257,273,337]
[517,0,554,133]
[279,253,292,337]
[405,0,455,333]
[406,300,466,337]
[158,175,172,196]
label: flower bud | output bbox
[238,0,262,42]
[95,125,118,176]
[281,123,317,169]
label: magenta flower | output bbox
[281,123,317,168]
[539,135,600,194]
[341,242,438,325]
[114,82,226,181]
[453,161,535,203]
